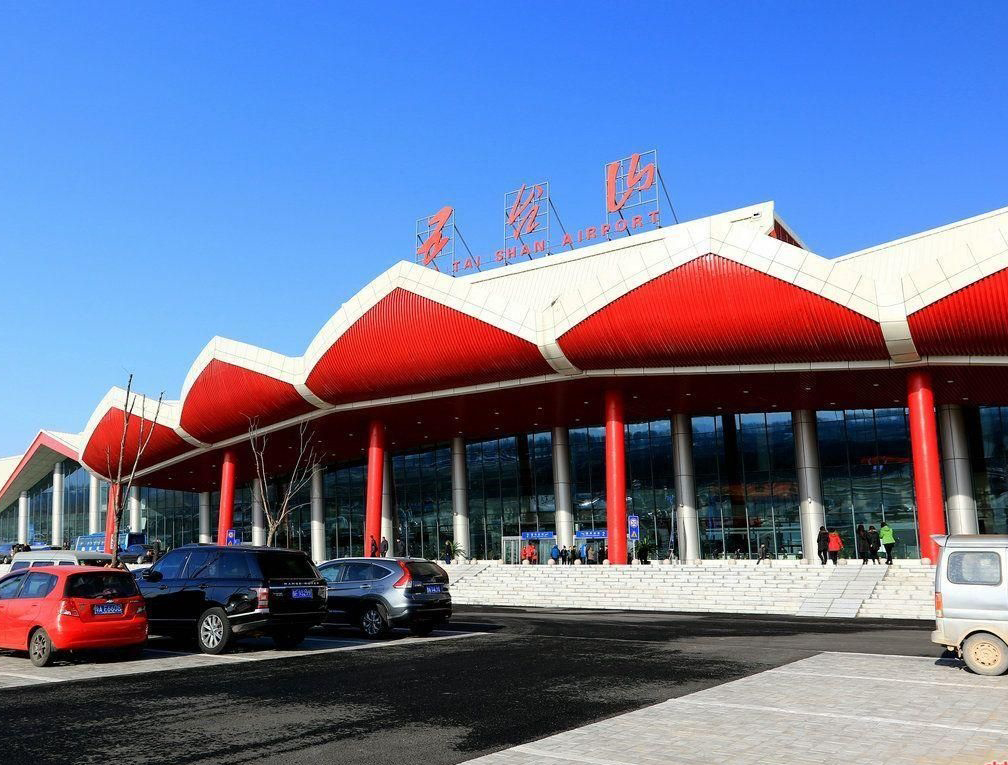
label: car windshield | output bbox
[405,561,447,580]
[256,552,316,579]
[65,572,139,599]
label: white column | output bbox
[198,491,212,544]
[251,478,266,547]
[128,486,142,532]
[381,453,394,555]
[88,474,101,535]
[451,436,470,558]
[18,491,28,544]
[793,409,826,562]
[939,404,979,535]
[310,468,325,561]
[51,462,64,547]
[673,414,700,562]
[552,427,574,550]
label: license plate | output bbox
[291,588,313,599]
[426,585,442,594]
[93,603,124,615]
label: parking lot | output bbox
[0,626,483,688]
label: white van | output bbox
[8,549,113,572]
[931,534,1008,675]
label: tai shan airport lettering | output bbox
[415,151,666,275]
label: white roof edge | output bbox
[837,203,1008,262]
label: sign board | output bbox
[520,530,555,540]
[225,528,239,546]
[628,515,640,540]
[575,529,608,539]
[416,149,669,276]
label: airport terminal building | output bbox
[2,200,1008,564]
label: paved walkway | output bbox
[0,629,480,688]
[463,652,1008,765]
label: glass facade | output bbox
[693,413,799,559]
[969,407,1008,535]
[817,408,918,559]
[0,404,998,559]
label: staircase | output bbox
[446,559,935,620]
[857,562,936,620]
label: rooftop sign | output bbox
[416,150,673,275]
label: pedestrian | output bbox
[867,525,881,564]
[756,543,770,565]
[380,536,389,557]
[370,536,379,558]
[560,546,569,565]
[856,524,869,565]
[444,539,454,565]
[598,542,607,562]
[550,542,560,565]
[578,541,587,564]
[879,521,896,565]
[816,526,829,566]
[827,528,843,565]
[586,545,597,565]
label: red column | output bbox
[364,420,385,557]
[605,390,628,565]
[907,370,947,561]
[216,450,237,546]
[104,483,120,554]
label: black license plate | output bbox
[291,588,313,599]
[93,603,124,615]
[426,585,443,594]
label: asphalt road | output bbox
[0,608,938,765]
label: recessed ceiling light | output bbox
[947,380,954,384]
[575,418,580,422]
[632,394,638,399]
[742,390,749,394]
[685,393,692,397]
[872,383,879,387]
[804,386,811,391]
[665,408,671,413]
[829,402,836,406]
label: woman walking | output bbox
[856,524,869,565]
[827,528,843,565]
[879,521,896,565]
[816,526,829,566]
[867,525,881,564]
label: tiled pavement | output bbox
[463,652,1008,765]
[0,629,481,688]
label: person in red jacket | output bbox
[827,529,844,565]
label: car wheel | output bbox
[196,608,232,655]
[360,604,389,639]
[272,630,306,650]
[962,632,1008,676]
[409,621,435,637]
[29,628,54,667]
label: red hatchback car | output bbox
[0,566,148,666]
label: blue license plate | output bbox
[426,585,442,593]
[291,588,313,599]
[93,603,124,615]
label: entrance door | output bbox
[502,537,522,565]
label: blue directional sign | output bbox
[520,531,555,540]
[628,515,640,540]
[226,528,239,546]
[575,529,607,539]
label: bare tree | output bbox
[248,418,321,547]
[105,374,165,568]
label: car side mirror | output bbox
[141,568,162,582]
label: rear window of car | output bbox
[65,572,139,599]
[256,552,315,579]
[405,561,447,580]
[948,551,1002,585]
[30,560,55,567]
[9,562,29,572]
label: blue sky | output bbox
[1,2,1005,456]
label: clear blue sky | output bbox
[1,2,1005,456]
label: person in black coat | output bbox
[866,525,881,564]
[856,524,869,565]
[816,526,829,566]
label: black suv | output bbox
[135,544,326,654]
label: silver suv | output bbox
[317,557,451,638]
